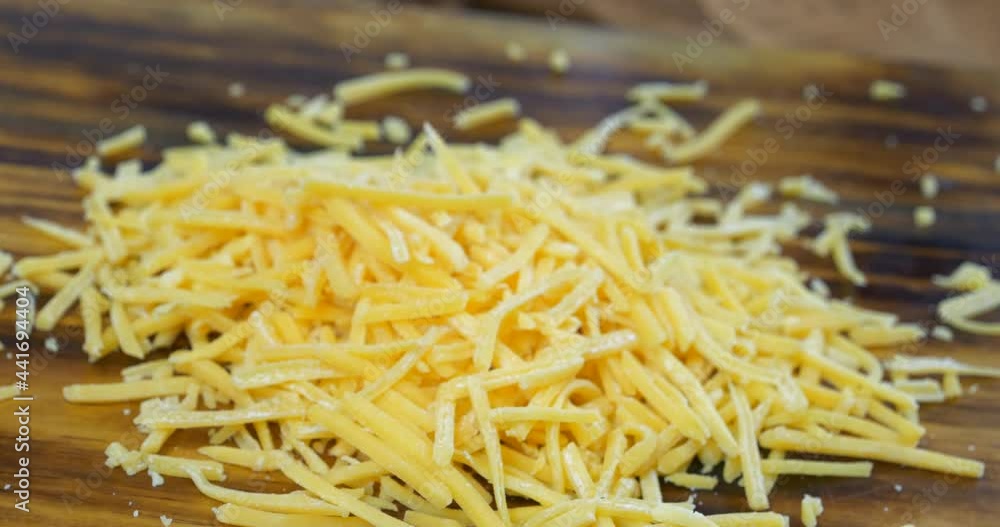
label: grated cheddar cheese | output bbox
[0,66,993,527]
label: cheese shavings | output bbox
[3,67,991,527]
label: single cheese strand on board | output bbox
[35,258,99,331]
[21,216,93,247]
[214,504,368,527]
[760,459,872,477]
[186,469,349,516]
[759,427,984,477]
[454,98,521,130]
[665,99,761,163]
[63,377,194,403]
[334,69,470,106]
[627,81,708,102]
[135,399,305,429]
[97,124,146,157]
[708,512,789,527]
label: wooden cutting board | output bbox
[0,2,998,525]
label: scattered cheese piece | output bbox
[970,96,988,113]
[914,206,935,228]
[627,81,708,102]
[227,82,245,98]
[505,41,525,62]
[801,494,823,527]
[779,174,838,204]
[96,125,146,158]
[334,69,470,106]
[549,48,571,75]
[384,52,410,70]
[919,173,939,199]
[382,116,412,145]
[186,121,216,144]
[453,98,521,130]
[870,80,906,101]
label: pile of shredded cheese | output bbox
[3,66,1000,527]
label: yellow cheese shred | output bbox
[453,98,521,130]
[334,68,470,106]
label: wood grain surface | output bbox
[0,2,999,526]
[438,0,1000,69]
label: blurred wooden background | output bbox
[353,0,998,68]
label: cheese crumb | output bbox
[132,510,139,518]
[505,41,525,62]
[968,444,976,452]
[933,261,992,291]
[186,121,216,144]
[870,80,906,101]
[150,470,164,487]
[930,325,953,342]
[919,173,939,198]
[382,116,412,145]
[914,206,936,228]
[96,125,146,158]
[803,84,821,103]
[123,408,132,416]
[970,96,988,113]
[894,484,903,492]
[227,82,245,98]
[779,174,838,204]
[549,48,571,75]
[160,515,173,526]
[809,277,831,297]
[44,336,59,352]
[385,52,410,70]
[801,494,824,527]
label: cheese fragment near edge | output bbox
[801,494,823,527]
[97,125,146,158]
